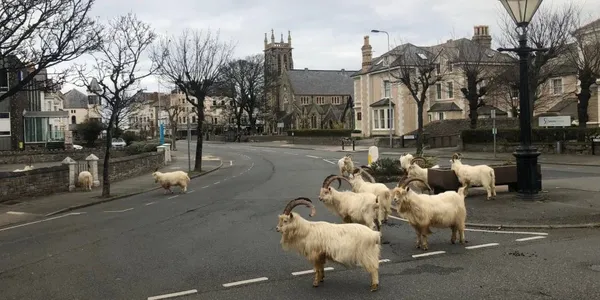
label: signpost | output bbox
[538,116,571,128]
[159,123,165,145]
[187,115,191,172]
[491,109,496,158]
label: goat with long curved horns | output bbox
[276,197,381,291]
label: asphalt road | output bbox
[0,142,599,300]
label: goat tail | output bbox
[186,174,191,183]
[490,168,496,186]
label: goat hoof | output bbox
[451,240,456,244]
[370,284,379,292]
[313,282,319,287]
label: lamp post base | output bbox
[513,146,542,199]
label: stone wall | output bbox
[99,151,165,183]
[0,148,128,164]
[463,142,596,155]
[242,135,364,146]
[0,165,70,203]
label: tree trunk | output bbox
[468,95,479,130]
[416,102,424,155]
[194,111,204,171]
[171,124,177,150]
[102,111,117,197]
[578,79,593,129]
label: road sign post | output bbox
[491,109,497,158]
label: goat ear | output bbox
[328,187,331,191]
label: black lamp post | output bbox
[497,0,546,199]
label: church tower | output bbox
[263,29,294,118]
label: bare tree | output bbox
[101,93,144,135]
[497,2,579,117]
[75,13,162,197]
[152,29,235,171]
[163,101,185,149]
[215,77,245,137]
[447,39,515,128]
[565,18,600,128]
[0,0,102,103]
[390,44,444,154]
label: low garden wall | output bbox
[0,148,128,164]
[99,151,165,183]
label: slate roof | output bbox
[428,102,462,112]
[477,105,507,115]
[287,69,357,95]
[548,98,577,113]
[370,98,395,107]
[63,89,89,109]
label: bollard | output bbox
[352,140,355,151]
[341,139,345,151]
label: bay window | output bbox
[372,108,394,130]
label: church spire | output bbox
[264,32,268,48]
[280,33,284,43]
[288,30,291,45]
[270,29,275,43]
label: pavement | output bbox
[0,148,223,228]
[0,141,598,299]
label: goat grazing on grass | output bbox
[319,175,381,231]
[276,197,381,291]
[450,153,496,200]
[392,177,468,251]
[152,168,190,194]
[78,171,93,191]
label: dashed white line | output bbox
[292,267,334,276]
[230,160,233,166]
[465,243,499,250]
[306,155,321,159]
[516,236,547,242]
[6,211,27,215]
[187,190,195,194]
[104,208,134,213]
[145,202,156,206]
[147,289,198,300]
[222,277,269,287]
[202,185,210,189]
[284,152,298,155]
[167,195,179,200]
[0,213,84,232]
[322,159,336,165]
[379,259,391,263]
[213,181,221,185]
[412,251,446,258]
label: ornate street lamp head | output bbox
[499,0,543,28]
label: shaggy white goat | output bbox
[337,154,354,177]
[319,174,381,231]
[392,177,468,251]
[152,168,190,194]
[78,171,93,191]
[449,153,496,200]
[276,197,381,291]
[13,165,34,172]
[346,167,392,224]
[399,153,414,171]
[405,157,440,193]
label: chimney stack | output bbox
[361,36,373,72]
[472,25,492,48]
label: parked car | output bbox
[72,144,83,150]
[111,138,126,148]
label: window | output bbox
[551,78,562,95]
[383,80,391,98]
[310,115,317,128]
[510,86,519,98]
[428,114,433,122]
[212,100,216,105]
[435,63,441,75]
[438,112,445,120]
[0,69,8,92]
[332,96,342,105]
[71,116,76,124]
[372,108,394,130]
[357,112,362,121]
[316,97,325,105]
[447,61,453,72]
[300,96,310,105]
[447,82,454,98]
[0,112,10,136]
[192,116,196,123]
[436,83,442,100]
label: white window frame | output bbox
[438,112,445,120]
[372,108,394,130]
[447,81,454,99]
[436,83,442,100]
[551,78,563,95]
[0,112,10,136]
[383,80,391,98]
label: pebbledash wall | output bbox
[0,151,165,203]
[0,148,128,164]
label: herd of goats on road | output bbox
[147,150,498,292]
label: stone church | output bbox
[263,29,357,133]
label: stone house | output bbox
[62,80,103,136]
[352,25,514,137]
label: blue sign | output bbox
[159,123,164,144]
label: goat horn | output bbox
[154,167,159,172]
[396,173,409,187]
[282,197,316,217]
[410,157,427,166]
[451,153,461,160]
[360,165,372,171]
[322,174,343,189]
[358,167,376,182]
[400,177,432,192]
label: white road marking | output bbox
[147,289,198,300]
[187,190,195,194]
[379,259,391,263]
[222,277,269,287]
[412,251,446,258]
[306,155,321,159]
[167,195,179,200]
[465,243,499,250]
[6,211,26,215]
[202,185,210,189]
[0,212,83,232]
[292,267,334,276]
[516,236,547,242]
[104,208,134,213]
[284,152,298,155]
[230,160,233,166]
[388,216,549,236]
[322,159,336,165]
[213,181,220,185]
[145,202,156,206]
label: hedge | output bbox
[287,129,353,137]
[462,128,600,143]
[124,141,161,155]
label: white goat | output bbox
[319,174,381,231]
[399,153,414,171]
[449,153,496,200]
[337,154,354,177]
[345,167,393,224]
[405,157,440,192]
[276,197,381,291]
[13,165,34,172]
[78,171,93,191]
[392,177,468,251]
[152,168,190,194]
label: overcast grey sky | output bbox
[61,0,600,93]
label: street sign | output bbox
[404,135,415,140]
[492,128,497,135]
[277,122,284,128]
[491,109,496,119]
[538,116,571,127]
